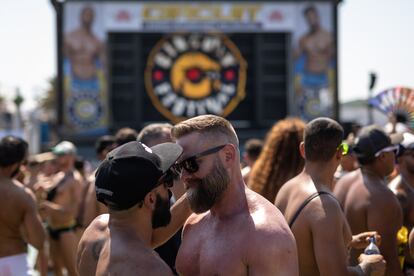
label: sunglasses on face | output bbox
[175,144,226,174]
[337,142,350,156]
[374,145,399,157]
[157,168,178,188]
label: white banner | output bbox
[103,2,297,32]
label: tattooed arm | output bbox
[77,214,109,276]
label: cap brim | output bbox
[390,133,404,145]
[33,152,55,162]
[51,147,62,155]
[151,143,183,173]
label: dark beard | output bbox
[152,194,171,229]
[187,158,230,214]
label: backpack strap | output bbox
[289,191,334,228]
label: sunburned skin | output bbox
[335,168,403,276]
[0,178,45,258]
[174,131,298,276]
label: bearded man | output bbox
[172,115,298,276]
[77,141,185,275]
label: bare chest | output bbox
[68,35,99,56]
[97,244,173,276]
[304,34,330,54]
[176,227,247,276]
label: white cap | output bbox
[52,141,77,156]
[401,133,414,149]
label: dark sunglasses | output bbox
[175,144,226,174]
[157,168,178,188]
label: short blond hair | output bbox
[171,115,239,147]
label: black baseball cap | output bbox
[95,141,182,210]
[353,125,403,161]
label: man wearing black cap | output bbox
[334,125,404,275]
[77,141,185,275]
[389,132,414,273]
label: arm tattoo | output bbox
[92,241,102,261]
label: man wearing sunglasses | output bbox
[334,125,403,275]
[389,132,414,273]
[77,141,186,275]
[172,115,298,275]
[138,122,187,275]
[276,118,385,275]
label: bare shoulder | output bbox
[182,212,209,235]
[246,188,294,241]
[370,184,401,211]
[65,30,79,44]
[244,189,298,274]
[321,29,333,40]
[11,179,37,205]
[275,176,298,208]
[88,214,109,233]
[305,193,344,228]
[80,214,109,244]
[335,169,361,190]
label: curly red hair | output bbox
[248,118,305,202]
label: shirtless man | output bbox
[334,125,403,275]
[138,123,186,273]
[172,115,298,275]
[388,132,414,273]
[37,141,83,276]
[0,136,45,275]
[64,6,105,86]
[77,141,188,275]
[275,118,385,275]
[295,5,333,91]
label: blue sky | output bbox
[0,0,413,111]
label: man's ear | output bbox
[299,142,306,159]
[143,191,157,210]
[223,144,235,164]
[336,149,343,160]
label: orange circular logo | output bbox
[145,33,247,122]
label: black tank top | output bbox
[289,191,337,228]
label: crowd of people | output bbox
[2,114,414,275]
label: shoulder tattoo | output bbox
[91,241,102,261]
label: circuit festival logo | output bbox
[67,93,103,129]
[145,33,247,122]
